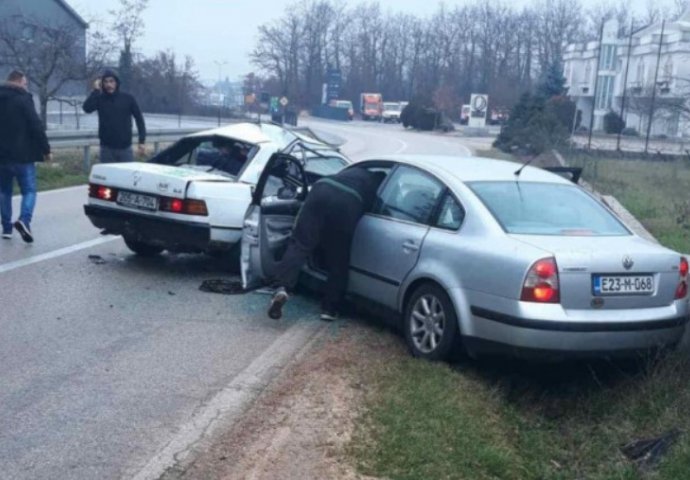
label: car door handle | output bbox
[402,240,419,252]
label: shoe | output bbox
[268,288,289,320]
[14,220,33,243]
[320,310,339,322]
[2,232,11,239]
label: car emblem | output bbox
[622,256,634,270]
[132,171,142,187]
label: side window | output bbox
[435,194,465,230]
[374,166,443,224]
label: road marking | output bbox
[129,321,326,480]
[0,236,119,274]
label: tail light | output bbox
[89,183,117,202]
[159,197,208,216]
[521,257,560,303]
[676,256,688,299]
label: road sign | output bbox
[244,94,255,105]
[279,96,289,107]
[469,93,489,128]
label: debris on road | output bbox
[88,254,106,265]
[620,429,682,470]
[199,279,245,295]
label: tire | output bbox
[123,236,164,257]
[404,283,460,361]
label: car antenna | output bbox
[514,157,534,178]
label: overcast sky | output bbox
[69,0,663,83]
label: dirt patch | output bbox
[164,321,400,480]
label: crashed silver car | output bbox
[242,154,689,359]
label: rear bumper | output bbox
[467,306,688,357]
[84,204,210,251]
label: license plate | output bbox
[592,275,654,295]
[117,191,158,211]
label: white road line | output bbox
[0,236,119,274]
[129,321,326,480]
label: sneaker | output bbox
[2,231,11,239]
[13,220,33,243]
[320,310,339,322]
[268,287,289,320]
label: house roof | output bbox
[54,0,88,29]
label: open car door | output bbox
[241,153,308,290]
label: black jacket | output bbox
[0,83,50,165]
[83,72,146,149]
[326,166,385,212]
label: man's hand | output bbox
[44,153,53,163]
[93,78,101,91]
[137,144,146,157]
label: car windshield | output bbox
[468,181,630,236]
[384,103,399,111]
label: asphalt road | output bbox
[0,119,474,480]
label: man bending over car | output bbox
[268,166,386,321]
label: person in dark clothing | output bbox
[268,166,386,321]
[0,70,51,242]
[82,69,146,163]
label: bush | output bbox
[621,127,639,136]
[604,111,625,134]
[547,96,577,131]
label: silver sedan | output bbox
[242,154,689,360]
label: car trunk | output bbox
[91,163,233,199]
[512,234,683,310]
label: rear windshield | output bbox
[468,181,630,236]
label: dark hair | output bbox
[7,70,25,82]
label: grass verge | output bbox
[36,148,89,191]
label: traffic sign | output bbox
[279,96,289,107]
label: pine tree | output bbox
[536,60,567,99]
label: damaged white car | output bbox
[84,122,350,258]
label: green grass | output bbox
[36,148,89,191]
[351,351,690,480]
[566,154,690,253]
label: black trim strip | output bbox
[349,266,400,287]
[471,306,689,332]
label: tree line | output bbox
[251,0,690,115]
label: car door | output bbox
[348,165,445,310]
[241,153,308,290]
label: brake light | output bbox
[89,183,116,201]
[159,197,208,216]
[676,256,688,299]
[521,258,560,303]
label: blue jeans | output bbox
[0,163,37,233]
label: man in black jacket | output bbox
[0,70,51,243]
[83,69,146,163]
[268,166,386,321]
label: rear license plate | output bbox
[592,275,654,296]
[117,191,158,211]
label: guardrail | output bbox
[48,127,203,173]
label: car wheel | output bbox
[123,237,164,257]
[404,283,460,361]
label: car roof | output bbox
[363,154,573,185]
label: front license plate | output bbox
[117,191,158,211]
[592,275,654,296]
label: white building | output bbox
[564,10,690,137]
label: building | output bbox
[564,10,690,137]
[0,0,87,96]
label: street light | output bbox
[214,60,228,126]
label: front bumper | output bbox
[84,204,210,252]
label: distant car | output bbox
[242,154,689,360]
[330,100,354,120]
[84,123,350,259]
[381,102,402,123]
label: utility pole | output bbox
[587,22,605,150]
[214,60,228,127]
[645,20,665,154]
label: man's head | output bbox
[7,70,28,91]
[100,69,120,94]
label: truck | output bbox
[381,101,403,123]
[360,93,382,121]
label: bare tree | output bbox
[110,0,149,90]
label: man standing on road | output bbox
[268,166,386,321]
[83,69,146,163]
[0,70,52,243]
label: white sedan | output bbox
[84,122,350,258]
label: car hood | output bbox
[89,162,234,198]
